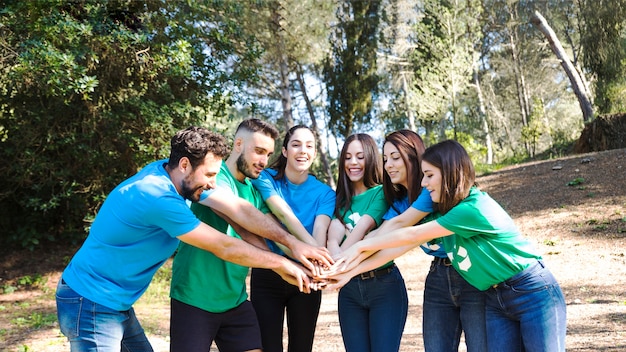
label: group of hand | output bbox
[280,243,366,294]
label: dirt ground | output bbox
[0,148,625,351]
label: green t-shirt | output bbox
[170,162,269,313]
[436,187,541,291]
[337,185,388,231]
[337,185,392,268]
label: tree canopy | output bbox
[1,0,624,248]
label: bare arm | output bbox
[334,220,453,274]
[212,207,269,250]
[325,243,419,290]
[263,195,319,246]
[311,214,332,247]
[326,218,347,258]
[199,188,333,270]
[179,222,310,292]
[370,207,429,237]
[338,215,377,251]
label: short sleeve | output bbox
[250,169,279,201]
[366,186,389,226]
[317,186,336,218]
[411,187,434,213]
[149,194,201,238]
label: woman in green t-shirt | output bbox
[326,133,407,352]
[328,140,566,352]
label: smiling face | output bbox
[383,141,408,189]
[344,140,366,186]
[180,152,222,202]
[236,131,275,180]
[421,160,442,203]
[283,127,316,174]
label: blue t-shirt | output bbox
[62,160,200,311]
[382,187,444,258]
[250,168,335,254]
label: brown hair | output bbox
[235,118,279,140]
[268,125,315,181]
[168,126,230,169]
[334,133,384,222]
[422,140,475,214]
[382,130,425,210]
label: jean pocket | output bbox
[56,285,84,339]
[507,271,552,294]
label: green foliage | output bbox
[567,177,585,186]
[580,0,626,114]
[323,0,382,138]
[11,312,57,329]
[0,1,262,248]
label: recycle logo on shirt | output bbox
[346,212,361,232]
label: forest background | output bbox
[1,0,625,250]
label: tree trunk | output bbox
[296,65,335,188]
[509,29,531,155]
[473,68,493,164]
[271,5,294,130]
[401,73,416,131]
[530,10,594,123]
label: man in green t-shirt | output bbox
[169,119,332,351]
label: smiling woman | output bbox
[248,124,336,352]
[325,133,411,352]
[329,139,568,352]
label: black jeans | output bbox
[250,267,322,352]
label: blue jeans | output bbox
[423,258,487,352]
[338,264,408,352]
[55,279,153,352]
[485,260,566,352]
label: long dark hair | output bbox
[268,125,314,181]
[334,133,384,222]
[382,130,425,209]
[422,140,475,214]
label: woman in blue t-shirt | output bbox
[370,130,487,352]
[249,125,335,352]
[330,140,566,352]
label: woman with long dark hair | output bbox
[326,133,406,352]
[330,140,566,352]
[250,125,335,352]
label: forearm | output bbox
[376,208,428,235]
[351,244,418,274]
[264,195,317,246]
[311,216,331,247]
[213,208,269,250]
[181,223,288,270]
[226,199,296,247]
[358,221,445,252]
[200,191,296,247]
[277,212,317,246]
[340,216,375,250]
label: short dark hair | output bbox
[235,118,279,140]
[168,126,230,169]
[422,140,475,214]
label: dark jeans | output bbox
[423,258,487,352]
[250,268,322,352]
[338,264,408,352]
